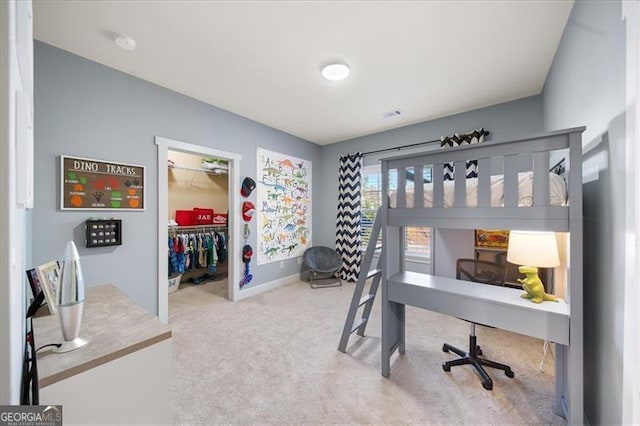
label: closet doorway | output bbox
[156,137,241,324]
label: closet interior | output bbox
[167,150,229,299]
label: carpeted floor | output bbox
[169,278,565,425]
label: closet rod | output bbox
[361,130,490,156]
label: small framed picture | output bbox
[475,229,510,249]
[25,268,43,298]
[36,261,61,315]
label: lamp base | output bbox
[54,337,89,353]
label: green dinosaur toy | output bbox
[517,265,560,304]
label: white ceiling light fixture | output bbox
[113,33,136,51]
[321,62,350,81]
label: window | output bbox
[361,164,431,262]
[361,164,383,249]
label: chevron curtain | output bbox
[335,152,363,282]
[441,128,486,181]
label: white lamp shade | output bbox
[507,231,560,267]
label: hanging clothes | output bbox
[168,228,228,277]
[169,236,180,275]
[216,232,227,263]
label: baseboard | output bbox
[235,273,301,301]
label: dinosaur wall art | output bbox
[256,148,312,265]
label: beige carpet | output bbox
[169,279,565,425]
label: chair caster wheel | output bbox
[505,370,515,378]
[442,363,451,372]
[442,345,449,353]
[482,381,493,391]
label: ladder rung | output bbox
[375,245,383,250]
[367,269,382,279]
[358,293,375,307]
[350,318,367,333]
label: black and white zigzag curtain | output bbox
[441,128,486,181]
[335,152,363,282]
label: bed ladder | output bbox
[338,207,383,353]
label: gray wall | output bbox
[433,229,475,278]
[316,95,544,254]
[33,42,321,315]
[542,0,626,424]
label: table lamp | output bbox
[506,231,560,303]
[54,241,89,353]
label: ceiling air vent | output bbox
[382,109,402,119]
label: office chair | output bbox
[442,259,515,390]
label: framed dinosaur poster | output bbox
[256,147,312,265]
[60,155,145,210]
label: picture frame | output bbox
[25,268,43,298]
[36,261,61,315]
[60,155,146,211]
[475,229,510,249]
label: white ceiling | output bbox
[33,1,574,145]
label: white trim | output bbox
[1,0,31,404]
[0,0,13,404]
[622,1,640,424]
[235,273,300,301]
[155,136,241,324]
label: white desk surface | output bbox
[387,271,570,345]
[34,284,172,388]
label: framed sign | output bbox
[60,155,145,210]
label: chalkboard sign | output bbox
[60,155,145,211]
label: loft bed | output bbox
[379,126,584,424]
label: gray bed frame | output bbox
[379,126,584,424]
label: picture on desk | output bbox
[475,229,509,249]
[26,268,43,298]
[36,260,61,315]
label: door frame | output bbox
[622,0,640,423]
[156,136,241,324]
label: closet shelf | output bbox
[169,224,227,231]
[168,164,228,175]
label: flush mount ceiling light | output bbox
[113,33,136,51]
[321,62,350,81]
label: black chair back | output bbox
[456,259,507,286]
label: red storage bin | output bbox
[175,210,196,226]
[193,207,214,225]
